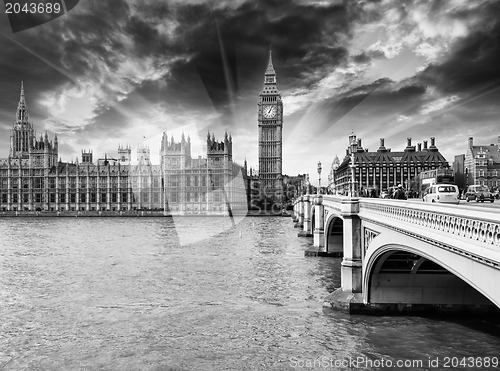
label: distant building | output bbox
[327,156,340,194]
[161,131,248,214]
[0,83,248,214]
[334,132,449,195]
[453,154,466,191]
[463,137,500,189]
[283,174,308,202]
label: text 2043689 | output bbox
[4,2,62,14]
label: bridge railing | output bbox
[321,196,500,266]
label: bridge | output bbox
[293,194,500,314]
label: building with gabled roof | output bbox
[463,137,500,190]
[334,132,449,195]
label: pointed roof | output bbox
[20,81,25,103]
[16,81,29,123]
[265,48,275,75]
[261,48,280,95]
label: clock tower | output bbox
[258,50,283,206]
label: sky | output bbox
[1,0,500,186]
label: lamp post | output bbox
[349,152,357,197]
[317,161,322,194]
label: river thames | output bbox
[1,216,500,370]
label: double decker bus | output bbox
[418,168,454,197]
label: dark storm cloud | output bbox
[418,1,500,96]
[323,79,427,126]
[0,1,132,121]
[1,0,358,136]
[164,0,356,114]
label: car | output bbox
[423,184,460,204]
[465,185,494,203]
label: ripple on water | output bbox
[1,216,500,370]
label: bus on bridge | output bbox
[418,168,454,197]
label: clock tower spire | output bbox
[257,48,283,208]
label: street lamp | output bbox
[317,161,322,194]
[349,152,357,197]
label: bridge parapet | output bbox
[359,200,500,247]
[357,199,500,269]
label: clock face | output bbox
[263,105,277,119]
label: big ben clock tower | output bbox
[258,49,283,206]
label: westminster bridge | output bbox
[293,194,500,313]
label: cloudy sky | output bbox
[1,0,500,185]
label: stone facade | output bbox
[0,83,248,215]
[463,137,500,190]
[334,133,449,195]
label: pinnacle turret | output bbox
[16,81,29,123]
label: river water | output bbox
[1,216,499,370]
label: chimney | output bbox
[423,140,428,150]
[417,143,422,151]
[357,138,362,147]
[380,138,385,147]
[430,137,436,147]
[407,138,412,147]
[468,137,473,148]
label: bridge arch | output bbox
[324,212,343,255]
[363,237,499,308]
[310,205,315,235]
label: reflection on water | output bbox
[0,216,499,370]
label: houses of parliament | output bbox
[0,52,285,214]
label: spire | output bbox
[262,48,279,93]
[16,81,29,123]
[20,81,25,103]
[265,47,275,75]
